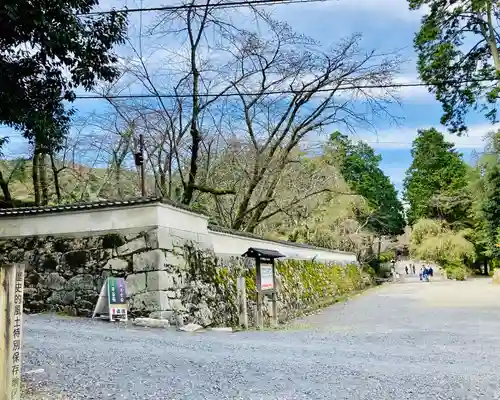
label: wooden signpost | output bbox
[241,248,285,329]
[0,264,25,400]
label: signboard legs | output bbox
[0,264,25,400]
[255,263,264,330]
[237,277,248,329]
[271,292,278,328]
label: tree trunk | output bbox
[39,154,49,205]
[50,153,62,203]
[0,169,12,202]
[115,163,122,198]
[32,151,41,206]
[485,4,500,72]
[182,11,203,205]
[182,119,200,204]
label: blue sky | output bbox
[270,0,493,194]
[2,0,496,196]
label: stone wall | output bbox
[0,229,159,316]
[0,199,366,327]
[165,246,372,327]
[0,227,246,325]
[0,228,371,327]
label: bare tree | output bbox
[193,19,400,232]
[85,5,400,236]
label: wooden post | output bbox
[270,261,278,328]
[256,291,263,330]
[237,276,248,329]
[0,264,25,400]
[271,292,278,328]
[255,261,264,330]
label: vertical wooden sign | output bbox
[0,264,25,400]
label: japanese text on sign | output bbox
[11,266,24,399]
[260,264,274,291]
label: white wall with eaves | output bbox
[0,202,357,264]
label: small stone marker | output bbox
[0,263,25,400]
[178,323,203,332]
[211,327,233,332]
[133,318,170,328]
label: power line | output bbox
[74,77,497,100]
[80,0,329,16]
[354,140,486,147]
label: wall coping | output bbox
[208,224,356,256]
[0,197,208,218]
[0,198,356,259]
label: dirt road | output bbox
[22,278,500,399]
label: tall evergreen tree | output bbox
[403,128,469,225]
[328,132,405,236]
[409,0,500,134]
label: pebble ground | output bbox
[22,277,500,399]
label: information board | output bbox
[260,263,274,291]
[92,277,128,322]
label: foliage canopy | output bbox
[409,0,500,134]
[403,128,469,225]
[328,131,405,236]
[0,1,127,151]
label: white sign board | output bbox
[92,277,128,322]
[260,264,274,291]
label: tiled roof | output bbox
[0,197,208,217]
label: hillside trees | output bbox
[409,0,500,133]
[406,129,500,277]
[403,128,470,225]
[0,0,127,205]
[468,131,500,262]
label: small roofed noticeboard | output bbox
[92,277,128,322]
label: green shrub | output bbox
[379,251,394,263]
[444,262,467,281]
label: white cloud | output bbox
[343,73,433,103]
[353,123,497,150]
[309,0,428,22]
[393,74,433,102]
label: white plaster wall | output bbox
[209,230,357,264]
[156,204,208,234]
[0,201,357,264]
[0,204,159,238]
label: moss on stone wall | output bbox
[181,245,372,327]
[275,260,370,322]
[182,246,241,327]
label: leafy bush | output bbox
[444,262,467,281]
[379,251,394,263]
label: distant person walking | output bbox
[422,266,430,282]
[412,265,416,274]
[405,265,409,275]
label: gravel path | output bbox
[22,278,500,400]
